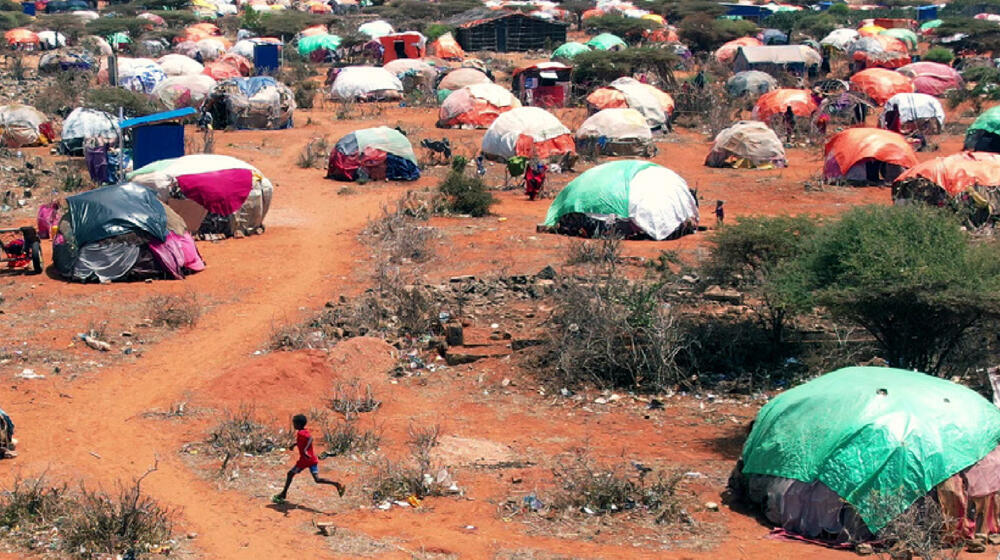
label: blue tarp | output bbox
[229,76,279,97]
[132,123,185,169]
[119,107,197,130]
[253,44,280,75]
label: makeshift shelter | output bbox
[38,51,94,73]
[760,28,788,45]
[849,68,914,105]
[52,183,204,282]
[732,45,820,74]
[965,106,1000,153]
[481,106,574,161]
[575,108,654,158]
[326,126,419,182]
[820,28,858,51]
[129,154,273,237]
[100,58,166,94]
[849,35,909,69]
[437,67,492,102]
[452,11,567,52]
[897,61,963,96]
[195,37,228,60]
[706,120,786,169]
[158,53,204,76]
[152,75,217,110]
[0,105,53,148]
[726,70,778,97]
[378,32,426,63]
[429,32,465,60]
[358,20,393,39]
[4,28,39,50]
[880,27,918,50]
[543,160,698,240]
[816,91,875,125]
[879,92,944,134]
[37,30,66,49]
[893,152,1000,225]
[511,62,571,107]
[383,59,438,92]
[751,88,817,122]
[824,127,917,184]
[297,33,341,60]
[586,32,626,51]
[438,83,521,129]
[59,108,119,156]
[731,367,1000,542]
[551,41,590,61]
[586,77,674,130]
[329,66,404,101]
[202,77,295,130]
[715,37,762,63]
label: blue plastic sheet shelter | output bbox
[120,107,195,169]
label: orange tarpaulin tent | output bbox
[824,127,917,179]
[5,28,39,47]
[429,32,464,60]
[894,152,1000,196]
[715,36,762,63]
[379,32,426,63]
[300,25,329,37]
[752,88,818,121]
[850,68,913,105]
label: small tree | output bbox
[437,157,496,217]
[679,13,757,52]
[583,15,658,44]
[782,205,1000,373]
[923,47,955,64]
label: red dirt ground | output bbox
[0,94,992,560]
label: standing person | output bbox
[715,200,725,228]
[816,113,830,136]
[783,105,796,143]
[272,414,345,504]
[884,104,901,133]
[525,162,546,201]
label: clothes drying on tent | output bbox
[543,160,698,240]
[52,183,204,282]
[731,367,1000,542]
[706,121,787,169]
[575,108,655,158]
[129,154,273,237]
[202,76,295,130]
[438,83,521,129]
[824,127,917,184]
[327,126,419,182]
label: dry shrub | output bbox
[0,474,67,531]
[566,234,622,266]
[874,494,964,560]
[364,197,437,264]
[320,419,381,457]
[145,292,200,329]
[548,449,686,523]
[207,405,285,471]
[296,136,330,169]
[366,422,447,503]
[329,378,381,419]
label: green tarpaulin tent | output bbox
[880,28,918,50]
[297,33,341,56]
[741,366,1000,532]
[551,41,591,61]
[585,33,626,51]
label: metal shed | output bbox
[451,10,567,53]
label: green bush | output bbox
[571,47,678,90]
[84,87,164,118]
[0,0,19,11]
[437,159,496,217]
[679,13,758,52]
[423,23,452,40]
[0,11,30,31]
[923,46,954,64]
[778,205,1000,373]
[583,15,657,44]
[85,17,148,39]
[294,81,318,109]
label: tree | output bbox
[782,205,1000,373]
[678,13,757,53]
[583,15,657,44]
[85,17,149,40]
[923,47,954,64]
[936,18,1000,53]
[571,47,677,90]
[558,0,591,30]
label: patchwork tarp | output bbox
[38,51,95,73]
[715,36,762,63]
[0,105,52,147]
[384,58,438,92]
[203,76,295,130]
[152,75,217,110]
[327,126,419,182]
[438,83,520,128]
[850,68,914,105]
[59,108,120,155]
[586,77,673,129]
[544,160,698,240]
[820,28,859,50]
[706,120,786,168]
[575,108,654,157]
[481,106,574,161]
[329,66,403,101]
[726,70,778,97]
[103,58,167,94]
[897,61,963,96]
[741,367,1000,532]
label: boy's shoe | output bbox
[334,482,346,498]
[271,494,286,504]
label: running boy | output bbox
[272,414,345,503]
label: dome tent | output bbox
[329,66,403,102]
[820,28,858,50]
[706,121,786,169]
[586,77,674,130]
[152,75,217,110]
[543,160,698,240]
[129,154,273,237]
[437,67,492,101]
[879,92,944,134]
[158,53,204,76]
[383,58,438,92]
[726,70,778,98]
[437,83,521,129]
[52,183,204,283]
[551,41,590,61]
[897,61,963,97]
[101,58,167,94]
[326,126,419,182]
[202,77,295,130]
[575,108,654,158]
[358,20,393,39]
[586,33,626,51]
[752,88,817,123]
[59,107,120,156]
[965,106,1000,153]
[893,152,1000,225]
[850,68,914,105]
[824,128,917,184]
[0,105,54,148]
[38,51,94,73]
[481,106,575,162]
[731,367,1000,542]
[715,36,762,63]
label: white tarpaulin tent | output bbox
[881,92,945,127]
[481,106,572,160]
[329,66,403,100]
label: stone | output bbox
[855,543,874,556]
[444,322,464,346]
[537,265,557,280]
[511,331,547,351]
[703,285,743,305]
[965,541,986,553]
[315,522,336,537]
[704,501,719,512]
[445,345,511,366]
[450,275,475,283]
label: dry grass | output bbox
[329,378,381,419]
[145,293,201,329]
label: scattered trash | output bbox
[523,495,543,511]
[647,399,665,410]
[16,368,44,379]
[704,501,719,511]
[377,502,391,510]
[683,471,704,479]
[406,495,421,508]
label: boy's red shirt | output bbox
[295,428,319,468]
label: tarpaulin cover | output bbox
[880,92,944,126]
[438,83,520,128]
[820,28,858,50]
[544,160,698,240]
[68,183,167,246]
[585,33,626,51]
[726,70,778,97]
[824,127,917,176]
[894,151,1000,195]
[897,62,962,96]
[353,126,418,163]
[176,168,254,215]
[850,68,914,105]
[707,120,786,167]
[551,41,590,60]
[848,35,907,57]
[741,367,1000,532]
[587,77,673,128]
[969,106,1000,137]
[576,108,651,141]
[158,53,204,76]
[148,231,204,279]
[152,75,216,110]
[71,240,142,283]
[752,89,817,121]
[438,67,491,91]
[330,66,403,99]
[297,33,341,55]
[0,104,50,147]
[358,20,393,39]
[715,36,762,63]
[5,28,39,45]
[880,27,918,49]
[482,106,573,160]
[429,32,464,60]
